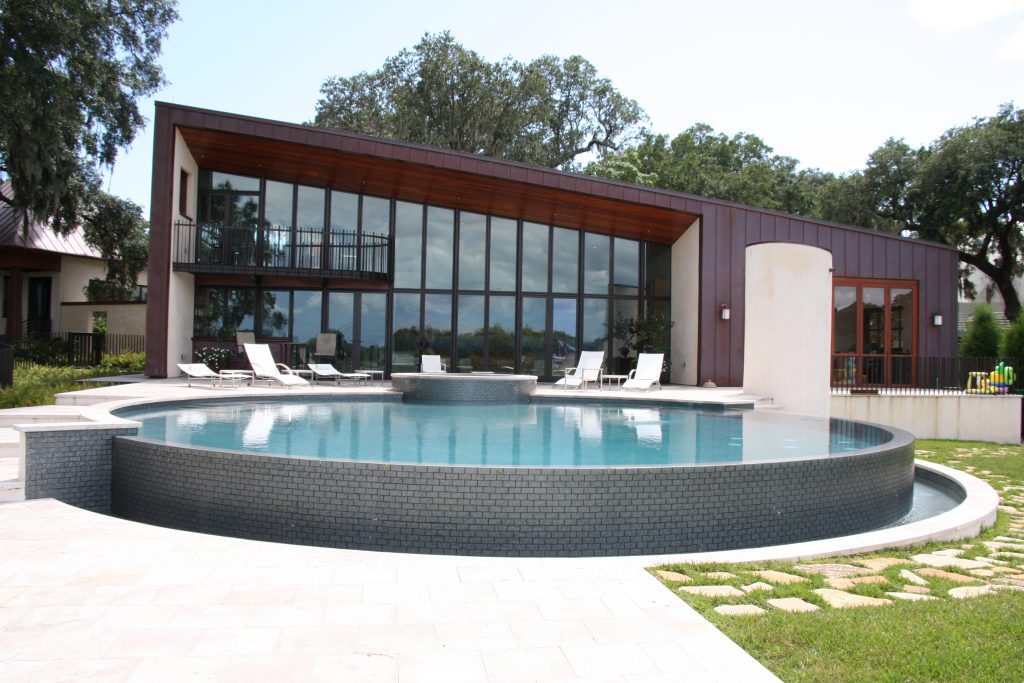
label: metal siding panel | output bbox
[700,205,718,383]
[731,209,747,385]
[873,237,887,278]
[715,208,733,383]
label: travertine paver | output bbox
[854,557,914,571]
[813,589,893,609]
[994,577,1024,587]
[901,585,931,595]
[750,570,807,585]
[916,568,978,584]
[849,575,889,586]
[766,598,819,613]
[655,570,690,583]
[793,563,873,578]
[826,577,855,590]
[885,592,938,602]
[678,585,745,597]
[983,541,1024,551]
[948,585,996,599]
[991,551,1024,559]
[910,554,991,570]
[714,604,766,617]
[899,570,930,586]
[741,582,774,593]
[932,548,965,557]
[993,536,1024,543]
[990,566,1022,574]
[969,569,996,577]
[992,584,1024,592]
[705,571,737,580]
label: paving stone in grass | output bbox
[911,554,991,570]
[741,582,774,593]
[969,569,997,577]
[679,585,745,597]
[993,577,1024,587]
[750,570,808,585]
[991,566,1022,574]
[704,571,737,580]
[886,592,939,602]
[854,557,914,571]
[714,604,766,616]
[899,570,930,586]
[983,541,1024,552]
[948,585,996,599]
[849,575,889,586]
[794,563,873,578]
[901,585,931,595]
[993,536,1024,543]
[826,577,855,590]
[990,552,1024,560]
[767,597,820,613]
[813,589,893,608]
[932,548,966,557]
[656,570,690,583]
[992,585,1024,592]
[917,568,978,584]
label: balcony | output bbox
[171,221,391,281]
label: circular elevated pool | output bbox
[111,397,915,557]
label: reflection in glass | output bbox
[264,181,294,268]
[391,293,420,372]
[862,287,885,355]
[552,227,578,293]
[458,213,486,290]
[646,243,671,298]
[194,287,256,338]
[202,170,260,192]
[361,196,390,235]
[457,295,485,371]
[890,288,913,355]
[833,286,857,354]
[426,207,454,289]
[489,296,515,372]
[582,298,608,354]
[490,217,517,291]
[551,298,577,375]
[612,299,639,372]
[424,294,452,366]
[330,191,358,233]
[295,186,324,269]
[292,290,322,362]
[521,222,549,292]
[360,292,387,370]
[260,289,290,338]
[394,201,423,289]
[613,238,639,295]
[521,297,547,375]
[328,292,355,371]
[584,233,610,294]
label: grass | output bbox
[0,353,145,409]
[653,439,1024,683]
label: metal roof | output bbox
[0,182,102,259]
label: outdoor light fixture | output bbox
[721,304,731,320]
[933,313,943,326]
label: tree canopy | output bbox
[82,193,150,296]
[312,32,646,171]
[0,0,178,235]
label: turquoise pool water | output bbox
[118,400,892,467]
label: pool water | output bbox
[119,400,892,467]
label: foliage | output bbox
[0,0,178,234]
[82,192,150,292]
[12,336,67,366]
[959,304,1004,357]
[313,32,645,171]
[194,346,232,372]
[611,313,674,374]
[1001,315,1024,367]
[95,352,145,375]
[0,352,144,408]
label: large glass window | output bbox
[458,212,486,290]
[292,290,323,361]
[360,293,387,370]
[260,289,290,338]
[394,201,423,289]
[521,222,549,292]
[197,171,259,268]
[489,217,517,291]
[295,186,324,270]
[423,294,452,366]
[329,191,359,272]
[457,295,485,371]
[582,298,608,355]
[488,296,516,371]
[361,196,390,236]
[392,292,420,372]
[551,298,577,376]
[584,233,610,294]
[425,207,454,290]
[833,286,857,354]
[328,292,355,371]
[613,238,639,296]
[521,297,547,375]
[264,181,293,268]
[611,298,639,373]
[646,243,671,298]
[552,227,579,293]
[193,287,255,338]
[832,280,916,386]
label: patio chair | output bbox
[421,355,446,373]
[622,353,664,391]
[244,343,310,388]
[176,363,241,389]
[235,331,256,354]
[554,350,604,390]
[314,333,337,362]
[307,363,370,386]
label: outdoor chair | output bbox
[314,333,337,363]
[176,363,242,389]
[623,353,664,391]
[307,363,370,385]
[421,355,446,373]
[244,343,310,388]
[235,331,256,355]
[554,350,604,390]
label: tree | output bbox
[0,0,178,234]
[959,304,1003,358]
[313,32,645,171]
[1003,315,1024,366]
[81,193,149,297]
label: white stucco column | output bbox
[670,220,700,385]
[742,243,832,417]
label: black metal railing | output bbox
[0,341,12,388]
[831,355,1020,396]
[172,221,391,280]
[2,331,145,369]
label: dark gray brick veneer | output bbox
[111,432,915,557]
[24,426,138,511]
[390,374,536,401]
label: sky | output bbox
[104,0,1024,214]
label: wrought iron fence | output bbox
[831,355,1020,396]
[0,342,12,388]
[3,331,146,369]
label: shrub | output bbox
[0,365,96,409]
[1002,315,1024,368]
[195,346,232,371]
[94,352,145,376]
[959,304,1003,357]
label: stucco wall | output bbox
[164,130,200,375]
[831,394,1022,444]
[742,243,833,417]
[59,303,146,335]
[671,220,700,385]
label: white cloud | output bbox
[999,21,1024,59]
[908,0,1024,35]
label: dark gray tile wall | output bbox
[111,436,914,557]
[390,375,536,401]
[24,427,138,512]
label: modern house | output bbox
[145,103,959,403]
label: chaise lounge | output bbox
[623,353,664,391]
[307,363,370,385]
[554,350,604,390]
[244,343,310,388]
[177,363,242,389]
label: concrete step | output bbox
[0,405,86,427]
[0,428,18,458]
[0,479,25,503]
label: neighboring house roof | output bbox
[0,182,102,259]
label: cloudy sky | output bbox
[104,0,1024,213]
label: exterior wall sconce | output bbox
[721,304,731,320]
[933,313,943,326]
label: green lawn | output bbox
[654,440,1024,683]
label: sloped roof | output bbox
[0,182,102,259]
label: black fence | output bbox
[3,331,146,369]
[0,342,12,389]
[831,355,1019,396]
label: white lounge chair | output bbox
[244,343,310,388]
[177,363,241,389]
[421,355,446,373]
[554,350,604,390]
[307,363,370,385]
[623,353,664,391]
